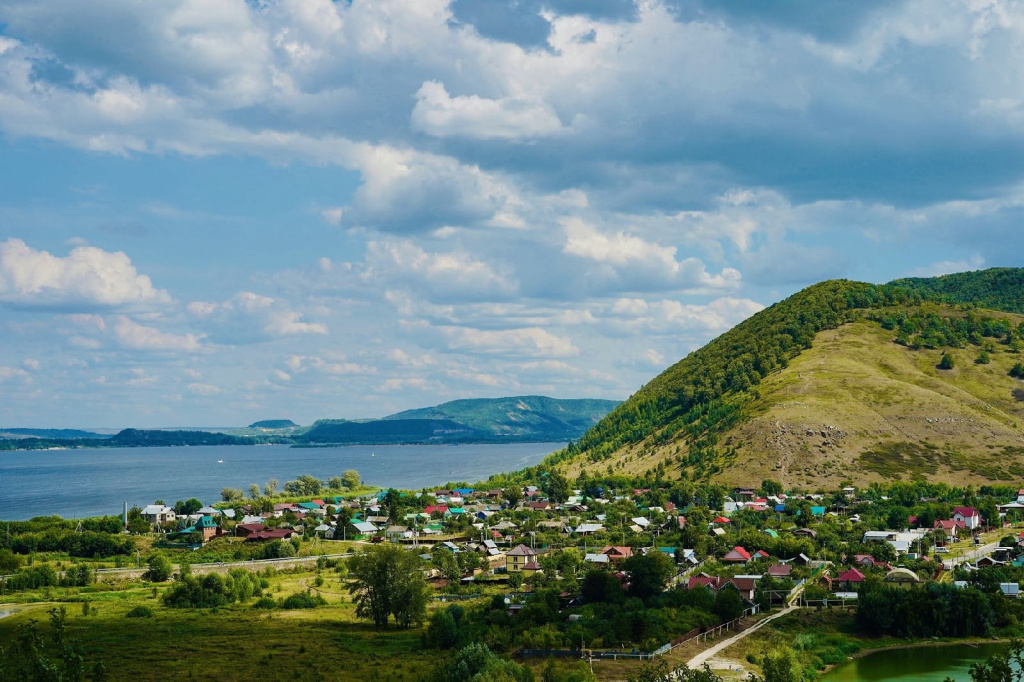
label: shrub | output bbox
[253,597,277,609]
[279,592,326,610]
[125,606,154,619]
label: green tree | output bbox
[220,488,243,503]
[426,643,532,682]
[623,551,675,602]
[342,470,361,490]
[348,544,430,629]
[508,571,524,592]
[143,554,173,583]
[747,650,798,682]
[759,480,783,497]
[264,478,278,496]
[248,484,260,499]
[505,485,523,509]
[939,353,955,370]
[546,470,572,504]
[978,497,1000,529]
[976,350,991,365]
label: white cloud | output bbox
[442,326,578,358]
[113,316,203,352]
[188,382,223,396]
[0,239,170,309]
[907,255,986,278]
[0,366,30,383]
[412,80,564,140]
[188,291,327,343]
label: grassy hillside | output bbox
[384,396,620,440]
[550,269,1024,488]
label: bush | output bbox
[144,555,173,583]
[253,597,277,610]
[279,591,326,610]
[125,606,154,619]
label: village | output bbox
[134,477,1024,621]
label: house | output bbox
[506,544,538,572]
[351,521,378,538]
[575,523,605,535]
[952,507,981,530]
[197,506,221,517]
[631,517,651,529]
[767,564,792,578]
[528,501,550,511]
[245,528,296,542]
[386,525,410,540]
[792,528,817,539]
[933,519,966,543]
[313,524,335,539]
[235,522,266,538]
[141,505,176,525]
[190,515,218,542]
[835,568,865,588]
[723,577,757,600]
[863,531,897,543]
[424,505,450,517]
[1001,583,1020,597]
[584,553,610,566]
[722,546,752,563]
[601,546,634,563]
[538,521,571,533]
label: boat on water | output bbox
[217,459,224,464]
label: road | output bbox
[942,540,999,570]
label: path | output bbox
[686,583,806,670]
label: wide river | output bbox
[0,442,563,520]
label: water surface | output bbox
[0,442,562,520]
[822,643,1006,681]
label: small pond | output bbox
[822,643,1007,681]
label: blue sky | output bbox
[1,0,1023,428]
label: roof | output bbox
[836,568,865,582]
[885,567,920,583]
[601,546,633,558]
[507,544,537,557]
[351,521,377,534]
[195,515,217,529]
[722,546,751,562]
[767,564,792,577]
[585,553,610,563]
[953,507,978,517]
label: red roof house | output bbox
[722,546,752,562]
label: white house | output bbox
[141,505,176,524]
[953,507,981,530]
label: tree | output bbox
[628,661,723,682]
[342,470,361,490]
[747,651,798,682]
[174,498,203,515]
[623,551,674,602]
[348,544,430,628]
[546,470,572,504]
[759,480,783,497]
[432,547,462,585]
[425,643,532,682]
[504,486,523,509]
[976,351,991,365]
[248,484,260,499]
[956,639,1024,682]
[328,476,342,490]
[978,497,1000,529]
[508,571,524,592]
[713,587,744,622]
[939,353,955,370]
[220,488,243,503]
[264,479,278,497]
[144,554,173,583]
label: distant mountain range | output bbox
[0,396,620,451]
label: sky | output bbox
[2,0,1024,428]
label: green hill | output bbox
[547,269,1024,488]
[384,396,620,440]
[247,420,298,430]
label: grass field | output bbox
[0,568,440,681]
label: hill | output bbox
[548,270,1024,488]
[0,428,108,440]
[247,420,298,430]
[297,418,481,444]
[384,396,620,440]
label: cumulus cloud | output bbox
[441,326,578,358]
[187,292,327,344]
[113,316,203,352]
[412,80,564,140]
[0,239,170,309]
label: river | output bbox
[0,442,563,520]
[822,643,1007,681]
